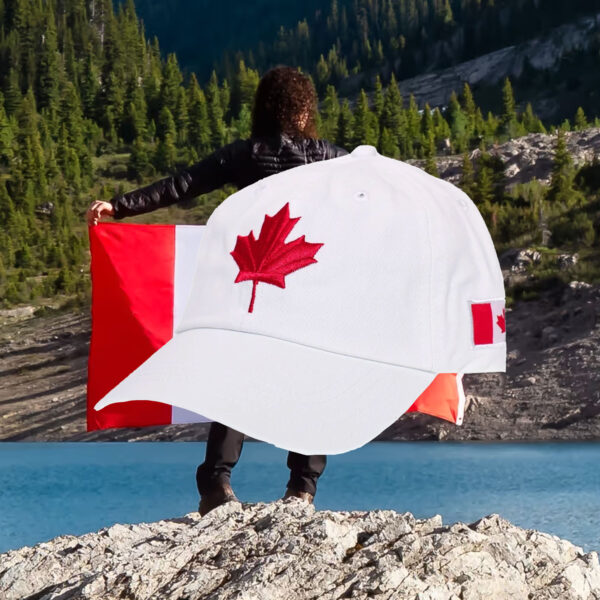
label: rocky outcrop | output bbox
[1,501,598,600]
[408,128,600,188]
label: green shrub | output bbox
[551,212,596,247]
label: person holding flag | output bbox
[86,66,349,516]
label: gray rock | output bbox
[558,254,579,270]
[409,128,600,188]
[500,248,543,273]
[1,503,598,600]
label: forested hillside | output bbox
[129,0,327,86]
[133,0,600,119]
[0,0,599,312]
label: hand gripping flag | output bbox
[87,223,469,432]
[87,223,211,430]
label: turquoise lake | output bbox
[0,442,598,554]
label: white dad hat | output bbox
[94,145,506,454]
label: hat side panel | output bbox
[427,179,506,372]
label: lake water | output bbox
[0,442,598,554]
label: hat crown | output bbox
[178,148,505,374]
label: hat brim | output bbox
[94,328,437,454]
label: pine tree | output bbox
[320,84,340,142]
[80,50,99,121]
[500,77,518,138]
[220,78,231,123]
[56,123,80,190]
[446,92,467,152]
[175,87,189,145]
[378,126,399,158]
[521,103,545,134]
[574,107,587,131]
[59,82,85,154]
[100,71,125,144]
[128,136,152,181]
[0,92,14,164]
[432,107,451,142]
[121,85,148,144]
[441,0,454,26]
[459,152,475,198]
[0,254,6,285]
[352,89,378,146]
[420,103,434,141]
[372,74,384,120]
[154,109,177,172]
[187,74,211,156]
[157,106,176,141]
[548,130,579,207]
[405,94,421,151]
[154,134,176,172]
[475,154,494,205]
[62,29,78,89]
[232,60,259,115]
[316,54,330,91]
[461,82,477,120]
[487,153,507,202]
[380,73,404,152]
[37,3,61,113]
[206,71,226,149]
[54,266,74,294]
[460,82,477,142]
[336,98,354,149]
[0,180,16,225]
[424,131,438,176]
[232,102,252,140]
[16,89,47,197]
[475,167,494,205]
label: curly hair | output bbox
[250,66,319,140]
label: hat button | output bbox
[352,145,378,156]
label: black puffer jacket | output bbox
[110,134,349,219]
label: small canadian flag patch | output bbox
[470,299,506,346]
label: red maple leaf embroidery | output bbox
[230,203,324,313]
[496,308,506,334]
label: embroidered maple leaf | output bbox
[230,203,324,313]
[496,308,506,334]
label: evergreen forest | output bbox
[0,0,599,310]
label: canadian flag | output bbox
[87,224,467,431]
[471,300,506,346]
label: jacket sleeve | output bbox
[110,140,249,219]
[323,140,349,159]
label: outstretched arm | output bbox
[87,140,249,223]
[110,142,247,219]
[325,140,349,159]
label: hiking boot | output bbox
[198,481,239,516]
[282,488,314,504]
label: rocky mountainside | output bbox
[0,276,598,443]
[1,500,599,600]
[376,12,600,119]
[408,127,600,187]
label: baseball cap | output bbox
[94,145,506,454]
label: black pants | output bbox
[196,422,327,497]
